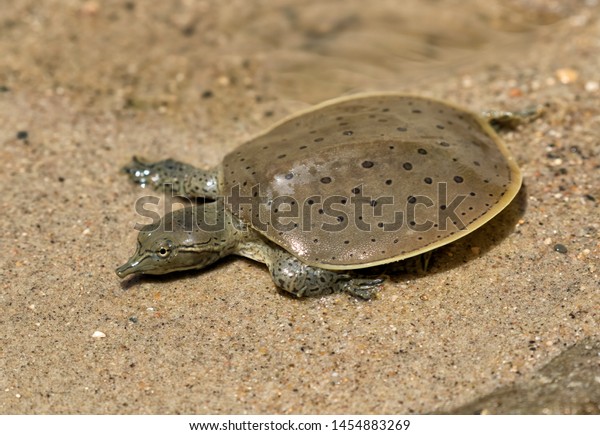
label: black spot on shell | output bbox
[307,199,315,205]
[454,176,464,183]
[320,177,332,184]
[314,137,323,142]
[403,162,413,170]
[385,179,392,185]
[424,177,432,184]
[344,240,350,244]
[278,154,286,159]
[439,141,450,147]
[382,108,390,112]
[418,148,427,155]
[285,173,293,179]
[370,200,377,207]
[407,196,417,204]
[473,161,481,166]
[397,127,407,132]
[343,130,353,136]
[299,145,307,149]
[436,124,445,130]
[412,109,422,114]
[337,216,344,222]
[362,161,374,168]
[351,187,361,194]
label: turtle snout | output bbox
[115,248,147,278]
[115,257,140,278]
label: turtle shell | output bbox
[220,93,522,270]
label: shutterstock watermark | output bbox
[133,182,468,233]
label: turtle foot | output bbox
[343,277,385,300]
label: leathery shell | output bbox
[220,93,522,270]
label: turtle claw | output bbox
[344,277,385,300]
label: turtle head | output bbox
[116,202,234,278]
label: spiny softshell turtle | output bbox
[116,93,522,298]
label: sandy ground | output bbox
[1,0,598,414]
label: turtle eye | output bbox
[157,243,172,258]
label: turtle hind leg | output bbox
[385,251,433,275]
[482,106,544,131]
[123,156,219,198]
[265,248,384,299]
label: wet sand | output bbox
[1,1,598,414]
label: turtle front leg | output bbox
[266,248,384,299]
[123,157,219,198]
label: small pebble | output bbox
[92,330,106,338]
[508,87,523,98]
[80,1,100,15]
[555,68,579,84]
[217,76,230,86]
[553,244,568,254]
[584,81,599,92]
[16,130,28,140]
[470,246,481,255]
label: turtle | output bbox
[116,93,523,299]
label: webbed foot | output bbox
[122,156,218,198]
[342,277,385,300]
